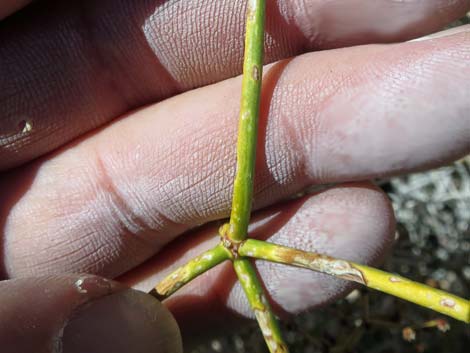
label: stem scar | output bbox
[440,298,456,309]
[252,65,260,81]
[254,308,288,353]
[279,248,367,285]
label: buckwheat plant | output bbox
[150,2,470,352]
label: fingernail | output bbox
[62,289,182,353]
[409,25,470,42]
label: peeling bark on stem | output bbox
[239,239,470,323]
[234,259,288,353]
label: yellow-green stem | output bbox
[239,239,470,323]
[226,1,288,351]
[150,244,229,301]
[234,259,289,353]
[152,1,468,350]
[228,0,266,243]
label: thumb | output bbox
[0,275,182,353]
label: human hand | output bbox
[0,275,182,353]
[1,0,469,349]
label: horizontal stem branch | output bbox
[239,239,470,323]
[150,244,230,300]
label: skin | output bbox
[0,275,183,353]
[0,0,469,349]
[0,0,30,20]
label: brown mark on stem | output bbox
[154,273,185,299]
[153,257,201,299]
[274,247,367,285]
[254,296,288,353]
[313,258,367,285]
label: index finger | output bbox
[2,27,469,280]
[1,0,468,170]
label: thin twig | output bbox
[239,239,470,323]
[234,258,288,353]
[149,244,229,300]
[228,0,266,243]
[225,1,289,350]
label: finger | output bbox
[1,0,468,170]
[120,183,395,345]
[1,27,469,280]
[0,275,182,353]
[0,0,31,20]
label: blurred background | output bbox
[192,15,470,353]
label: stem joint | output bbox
[219,223,246,260]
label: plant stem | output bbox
[149,244,230,301]
[227,2,289,351]
[228,0,266,243]
[239,239,470,323]
[234,258,288,353]
[152,1,468,350]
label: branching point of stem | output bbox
[152,1,468,352]
[219,223,244,259]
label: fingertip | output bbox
[0,275,182,353]
[63,289,182,353]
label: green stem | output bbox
[234,258,289,353]
[239,239,470,323]
[228,0,266,242]
[226,1,289,350]
[149,244,230,301]
[151,1,469,350]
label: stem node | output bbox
[219,223,245,259]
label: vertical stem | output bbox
[234,259,289,353]
[228,3,289,351]
[228,0,266,242]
